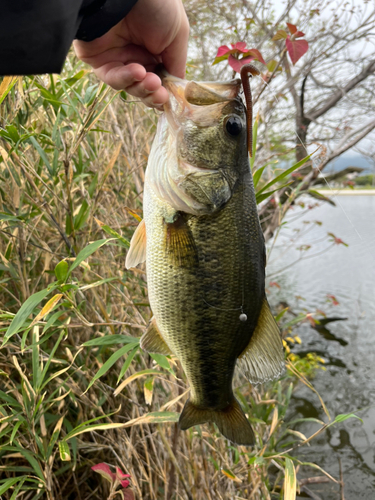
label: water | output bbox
[267,195,375,499]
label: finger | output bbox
[127,83,169,108]
[93,62,147,90]
[94,64,169,107]
[125,73,169,106]
[78,44,157,69]
[161,4,190,78]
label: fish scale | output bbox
[144,173,264,409]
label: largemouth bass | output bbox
[126,70,284,445]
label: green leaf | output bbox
[307,189,335,206]
[329,413,363,426]
[253,165,266,188]
[88,173,99,198]
[10,420,23,445]
[28,136,52,176]
[55,260,69,282]
[79,277,118,291]
[58,440,71,461]
[3,286,55,345]
[8,476,27,500]
[0,390,22,407]
[85,343,138,392]
[256,152,315,197]
[0,212,22,222]
[83,334,139,347]
[96,223,130,249]
[74,200,90,230]
[272,29,288,41]
[0,477,26,495]
[64,411,180,441]
[17,448,45,482]
[117,345,139,383]
[256,183,292,203]
[212,54,230,66]
[288,417,324,426]
[41,310,66,334]
[67,239,112,277]
[150,353,175,376]
[38,330,65,390]
[274,307,288,323]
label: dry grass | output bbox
[0,60,343,500]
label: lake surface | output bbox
[267,195,375,499]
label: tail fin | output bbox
[179,398,255,446]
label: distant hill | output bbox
[326,153,374,174]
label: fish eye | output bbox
[225,115,243,137]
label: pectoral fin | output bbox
[238,299,285,385]
[165,214,198,267]
[140,317,173,356]
[125,219,146,269]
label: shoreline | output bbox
[316,189,375,196]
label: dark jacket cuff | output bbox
[76,0,138,41]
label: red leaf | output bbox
[295,30,305,38]
[285,36,309,64]
[116,467,131,488]
[269,281,281,289]
[228,54,255,73]
[121,490,135,500]
[231,41,248,53]
[287,22,297,34]
[327,294,339,306]
[243,49,266,65]
[91,463,116,484]
[216,45,231,57]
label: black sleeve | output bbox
[0,0,138,76]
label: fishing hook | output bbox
[240,64,260,157]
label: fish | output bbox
[126,68,285,446]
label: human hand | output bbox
[74,0,189,108]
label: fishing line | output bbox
[255,75,364,242]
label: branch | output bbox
[315,118,375,172]
[307,60,375,121]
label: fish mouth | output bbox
[157,66,242,127]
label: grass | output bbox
[0,57,359,500]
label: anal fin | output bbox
[238,298,285,385]
[126,219,146,269]
[179,397,255,446]
[140,317,173,355]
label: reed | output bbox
[0,59,358,500]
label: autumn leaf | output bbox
[228,55,255,72]
[213,42,265,69]
[286,23,305,37]
[286,36,309,64]
[91,463,116,484]
[272,29,288,41]
[243,48,266,64]
[231,41,248,53]
[327,294,339,306]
